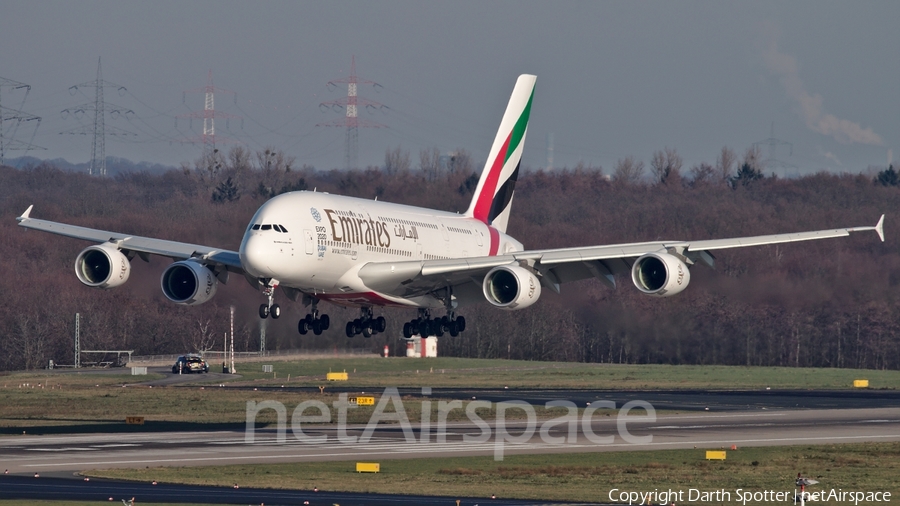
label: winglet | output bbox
[876,214,885,242]
[16,205,34,223]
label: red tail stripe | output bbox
[472,133,512,223]
[488,226,500,256]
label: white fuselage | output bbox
[238,191,523,308]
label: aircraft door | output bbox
[304,229,314,255]
[474,227,484,247]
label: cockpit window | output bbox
[261,224,272,231]
[252,224,261,230]
[279,225,288,232]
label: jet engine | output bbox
[631,252,691,297]
[161,260,218,305]
[482,264,542,310]
[75,243,131,289]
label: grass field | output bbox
[226,357,900,390]
[86,442,900,504]
[1,358,896,433]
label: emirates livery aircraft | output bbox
[17,75,884,339]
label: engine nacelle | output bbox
[482,264,542,310]
[75,243,131,289]
[161,260,218,306]
[631,252,691,297]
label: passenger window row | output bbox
[252,224,289,233]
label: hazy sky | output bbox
[1,1,897,175]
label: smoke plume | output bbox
[763,28,883,146]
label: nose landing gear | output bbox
[345,307,386,338]
[259,280,281,319]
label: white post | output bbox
[229,306,236,374]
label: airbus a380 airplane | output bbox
[17,74,885,340]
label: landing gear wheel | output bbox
[456,316,466,332]
[312,319,323,335]
[375,316,386,333]
[320,314,330,330]
[259,304,269,319]
[270,304,281,319]
[298,319,309,335]
[362,325,372,338]
[449,321,459,337]
[403,322,412,339]
[346,321,355,338]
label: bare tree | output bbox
[742,145,764,174]
[716,146,737,182]
[612,156,644,185]
[689,162,716,184]
[190,148,226,189]
[446,149,474,175]
[227,146,252,171]
[255,147,295,172]
[419,147,441,181]
[189,318,218,354]
[650,147,683,185]
[384,146,411,175]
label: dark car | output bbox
[172,354,209,374]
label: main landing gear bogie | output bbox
[298,298,329,336]
[402,311,466,339]
[298,312,329,336]
[346,308,386,338]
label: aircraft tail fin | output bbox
[464,74,535,233]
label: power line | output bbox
[753,122,797,178]
[60,58,136,176]
[317,56,387,170]
[0,76,45,165]
[176,70,241,154]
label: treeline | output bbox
[1,149,898,371]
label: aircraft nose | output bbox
[240,233,277,278]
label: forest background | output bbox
[1,144,897,372]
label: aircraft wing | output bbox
[358,215,884,297]
[16,205,244,273]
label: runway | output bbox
[0,474,566,506]
[3,407,899,474]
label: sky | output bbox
[1,1,897,176]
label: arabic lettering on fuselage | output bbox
[392,224,419,241]
[324,209,392,248]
